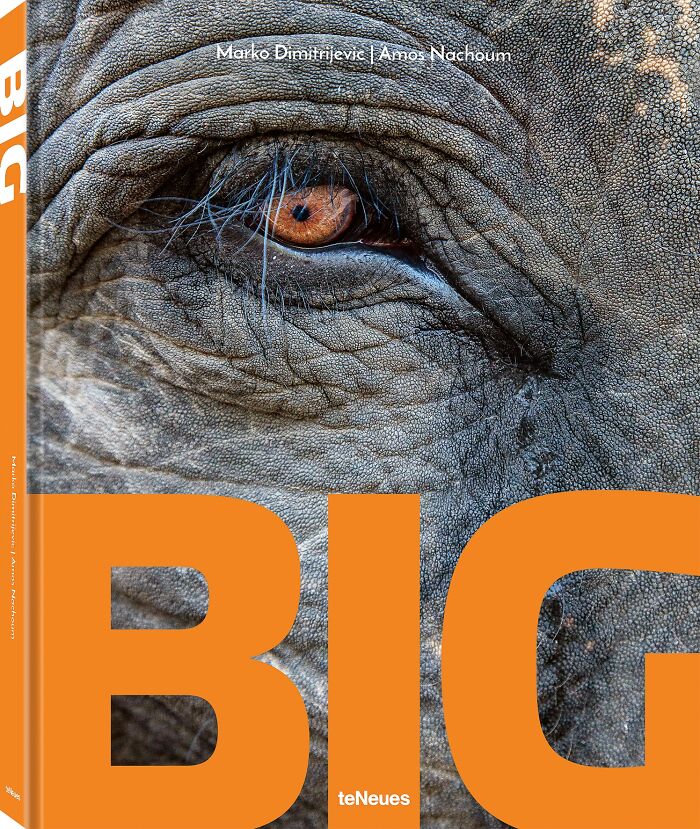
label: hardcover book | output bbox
[2,0,699,825]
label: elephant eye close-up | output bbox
[261,184,358,246]
[154,140,416,260]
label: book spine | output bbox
[0,0,27,825]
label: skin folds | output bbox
[27,0,699,825]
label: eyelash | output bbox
[155,141,404,251]
[120,140,414,318]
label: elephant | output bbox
[27,0,699,824]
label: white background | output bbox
[0,811,22,828]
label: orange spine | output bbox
[0,1,27,824]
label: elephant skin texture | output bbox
[28,0,699,825]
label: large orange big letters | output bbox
[31,494,309,829]
[31,490,700,828]
[443,491,700,829]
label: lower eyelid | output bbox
[182,218,528,365]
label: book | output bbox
[3,0,699,825]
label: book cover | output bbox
[2,0,699,825]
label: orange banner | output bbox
[0,1,26,824]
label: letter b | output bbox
[0,50,25,116]
[33,494,308,828]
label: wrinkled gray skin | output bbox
[28,0,699,824]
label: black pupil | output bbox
[291,204,311,222]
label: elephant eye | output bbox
[152,143,410,258]
[262,185,358,246]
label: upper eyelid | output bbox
[132,140,407,256]
[210,142,399,223]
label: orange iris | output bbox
[265,185,357,246]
